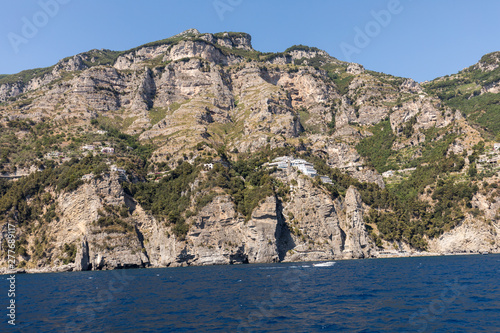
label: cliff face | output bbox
[0,31,384,183]
[45,174,149,271]
[131,176,374,267]
[1,31,499,273]
[5,172,374,272]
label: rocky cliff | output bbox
[1,30,499,273]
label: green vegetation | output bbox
[124,149,277,239]
[356,120,397,173]
[148,102,183,125]
[363,151,473,249]
[124,161,198,239]
[446,93,500,135]
[202,158,275,220]
[306,145,475,250]
[61,243,77,265]
[325,68,354,95]
[0,116,154,225]
[0,154,108,223]
[31,231,49,260]
[94,207,134,234]
[95,117,155,162]
[351,112,477,249]
[424,59,500,136]
[80,49,122,67]
[356,120,461,174]
[366,70,405,90]
[284,44,322,54]
[148,107,168,125]
[0,49,122,87]
[0,32,196,87]
[0,66,55,85]
[213,32,250,39]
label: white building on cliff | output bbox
[268,156,324,178]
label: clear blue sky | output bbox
[1,0,499,82]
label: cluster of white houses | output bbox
[45,145,115,161]
[267,156,333,184]
[81,145,115,154]
[268,156,318,176]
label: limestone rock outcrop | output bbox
[1,31,499,274]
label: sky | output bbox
[1,0,499,82]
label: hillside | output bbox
[1,30,499,273]
[423,51,500,136]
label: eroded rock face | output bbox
[74,238,90,271]
[400,78,423,94]
[1,32,499,274]
[7,167,382,272]
[474,52,500,72]
[142,195,283,267]
[150,195,281,267]
[57,174,149,271]
[427,218,500,254]
[275,171,373,262]
[481,80,500,94]
[341,186,370,259]
[347,63,365,75]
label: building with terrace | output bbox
[267,156,332,183]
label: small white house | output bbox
[110,165,126,173]
[204,163,214,170]
[101,147,114,154]
[81,145,95,151]
[494,143,500,151]
[291,159,317,177]
[320,176,333,184]
[268,156,293,169]
[268,156,319,177]
[296,163,317,177]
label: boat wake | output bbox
[313,262,336,267]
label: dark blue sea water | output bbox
[2,254,499,332]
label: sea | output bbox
[3,254,499,332]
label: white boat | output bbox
[313,262,336,267]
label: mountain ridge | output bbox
[0,30,499,273]
[2,30,498,87]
